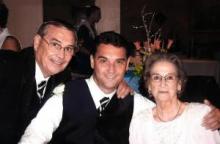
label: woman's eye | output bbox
[166,75,175,81]
[152,75,160,81]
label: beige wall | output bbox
[3,0,119,47]
[96,0,120,34]
[4,0,43,48]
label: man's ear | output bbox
[33,35,41,51]
[126,57,131,70]
[90,55,94,69]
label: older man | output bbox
[0,20,77,143]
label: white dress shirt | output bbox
[129,103,220,144]
[86,76,115,109]
[19,76,155,144]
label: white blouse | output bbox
[129,103,220,144]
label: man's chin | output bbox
[49,69,64,75]
[105,84,117,91]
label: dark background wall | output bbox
[44,0,220,58]
[43,0,95,24]
[121,0,220,58]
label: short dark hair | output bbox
[91,31,135,58]
[0,3,8,28]
[143,52,187,95]
[37,20,78,51]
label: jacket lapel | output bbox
[102,93,133,116]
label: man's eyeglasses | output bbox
[150,73,178,84]
[41,37,75,55]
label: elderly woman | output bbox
[129,53,220,144]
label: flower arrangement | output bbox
[130,6,174,76]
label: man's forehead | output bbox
[46,25,65,31]
[44,25,75,44]
[45,25,74,36]
[97,44,126,53]
[95,46,127,61]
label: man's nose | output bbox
[108,63,116,73]
[57,49,65,59]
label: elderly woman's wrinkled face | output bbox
[148,61,181,102]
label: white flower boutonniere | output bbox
[52,84,65,96]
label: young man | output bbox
[19,32,220,144]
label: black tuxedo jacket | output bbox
[0,48,71,143]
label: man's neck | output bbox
[35,62,49,84]
[92,76,116,94]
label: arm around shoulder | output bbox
[190,103,220,143]
[133,93,155,116]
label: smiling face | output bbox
[34,25,76,78]
[148,61,182,102]
[91,44,130,94]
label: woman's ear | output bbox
[147,81,151,91]
[177,80,182,92]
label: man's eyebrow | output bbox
[50,38,75,47]
[116,58,126,61]
[50,38,61,43]
[97,56,107,59]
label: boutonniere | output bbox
[52,84,65,96]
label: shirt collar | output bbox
[86,75,116,108]
[35,62,49,85]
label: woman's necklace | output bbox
[156,101,182,122]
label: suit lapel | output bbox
[103,94,119,113]
[18,48,38,133]
[95,94,134,144]
[102,94,133,116]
